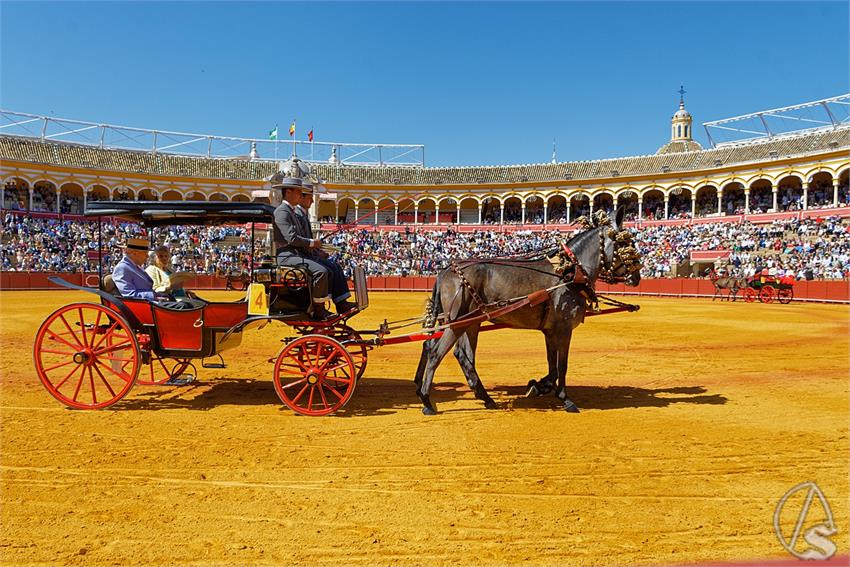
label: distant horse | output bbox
[413,208,642,415]
[709,269,746,301]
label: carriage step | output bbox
[202,354,226,369]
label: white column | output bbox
[499,203,504,225]
[334,201,339,222]
[477,203,482,224]
[0,184,4,209]
[414,204,419,225]
[374,205,378,225]
[717,192,722,215]
[521,204,526,224]
[456,203,461,224]
[744,190,750,215]
[354,205,359,224]
[772,188,778,212]
[834,180,840,207]
[691,195,697,217]
[394,204,399,225]
[543,203,548,225]
[664,197,669,219]
[589,199,594,216]
[55,188,61,213]
[28,188,33,211]
[638,199,643,220]
[566,203,571,223]
[802,183,809,210]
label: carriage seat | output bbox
[102,274,120,296]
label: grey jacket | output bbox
[273,201,312,257]
[295,205,314,239]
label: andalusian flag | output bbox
[268,126,278,140]
[308,128,314,142]
[289,121,296,137]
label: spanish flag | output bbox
[308,128,314,142]
[289,121,296,137]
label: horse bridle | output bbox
[561,225,641,285]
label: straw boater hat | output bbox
[301,179,315,195]
[125,237,150,251]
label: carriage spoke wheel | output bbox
[33,303,140,409]
[759,285,776,304]
[743,288,757,303]
[777,287,793,304]
[137,354,192,386]
[318,325,368,381]
[273,335,356,416]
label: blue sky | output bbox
[2,1,847,166]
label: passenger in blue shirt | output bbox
[112,237,202,310]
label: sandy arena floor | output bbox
[0,290,847,566]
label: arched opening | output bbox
[137,188,158,201]
[253,196,271,205]
[749,179,773,214]
[695,185,718,216]
[721,182,745,215]
[3,178,30,210]
[839,170,849,206]
[503,196,522,224]
[480,197,501,224]
[337,197,356,223]
[570,194,589,220]
[88,184,110,204]
[209,192,228,202]
[437,197,457,224]
[377,198,395,225]
[357,198,376,225]
[593,192,614,216]
[546,195,568,224]
[232,193,250,202]
[808,172,834,209]
[459,197,479,224]
[396,198,416,224]
[525,195,544,224]
[777,176,803,211]
[617,191,639,221]
[668,187,692,219]
[186,190,205,201]
[58,182,84,214]
[417,198,436,224]
[109,186,132,201]
[161,190,183,202]
[317,197,336,222]
[642,189,664,220]
[32,180,57,212]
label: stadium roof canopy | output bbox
[703,94,850,148]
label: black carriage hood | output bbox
[84,201,276,227]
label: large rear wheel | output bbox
[34,303,140,409]
[743,288,757,303]
[759,285,776,304]
[273,335,356,416]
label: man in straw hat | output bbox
[271,177,332,319]
[297,179,356,314]
[112,236,202,309]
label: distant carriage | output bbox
[743,272,794,304]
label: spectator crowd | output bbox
[2,212,849,281]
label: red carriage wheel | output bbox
[777,287,793,304]
[138,354,192,386]
[273,335,356,416]
[318,325,368,381]
[759,285,776,304]
[743,288,757,303]
[106,333,191,386]
[33,303,140,409]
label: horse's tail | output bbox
[423,277,442,329]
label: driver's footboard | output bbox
[354,266,369,310]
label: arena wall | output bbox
[3,273,847,303]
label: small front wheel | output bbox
[273,335,356,416]
[777,287,793,305]
[759,285,776,304]
[33,303,140,409]
[743,288,757,303]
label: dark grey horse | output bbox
[413,208,642,415]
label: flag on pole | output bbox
[289,121,296,137]
[268,125,278,140]
[308,128,314,142]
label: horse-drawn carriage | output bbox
[742,273,794,304]
[34,202,642,416]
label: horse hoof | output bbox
[483,399,498,410]
[563,399,580,413]
[525,382,540,398]
[422,406,438,416]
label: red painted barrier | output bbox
[2,273,848,303]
